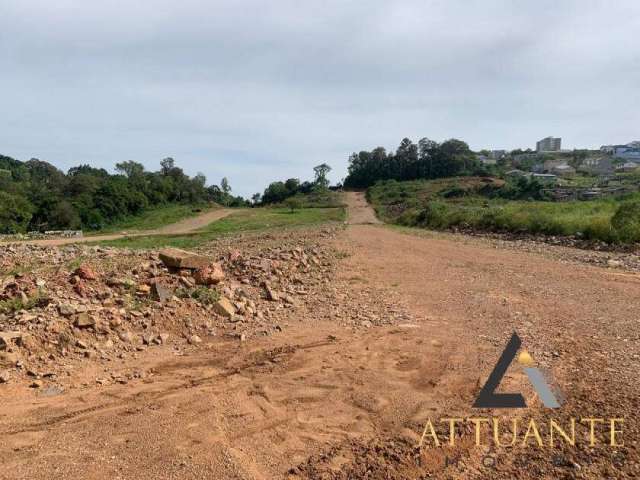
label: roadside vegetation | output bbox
[93,203,215,234]
[93,206,345,249]
[0,154,246,234]
[368,178,640,244]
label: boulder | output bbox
[159,248,211,270]
[74,265,97,281]
[73,313,96,328]
[58,304,75,317]
[151,282,174,303]
[212,296,236,318]
[193,263,225,285]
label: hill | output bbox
[368,177,640,244]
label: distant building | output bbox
[616,162,639,173]
[536,136,562,152]
[600,143,640,161]
[550,164,576,177]
[543,159,566,171]
[490,150,506,160]
[477,154,496,165]
[578,157,614,175]
[617,148,640,162]
[531,173,558,185]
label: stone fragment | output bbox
[73,313,96,328]
[193,263,225,285]
[265,287,279,302]
[151,283,174,303]
[58,304,75,317]
[118,330,134,343]
[74,265,97,281]
[159,248,211,270]
[212,297,236,318]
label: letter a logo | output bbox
[473,332,562,409]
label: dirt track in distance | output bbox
[0,193,637,479]
[1,208,232,247]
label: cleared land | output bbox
[0,193,637,479]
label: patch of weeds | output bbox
[0,288,50,314]
[177,286,220,305]
[335,251,350,260]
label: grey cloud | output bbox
[1,0,639,196]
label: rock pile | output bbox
[0,226,355,387]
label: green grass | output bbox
[369,178,640,244]
[91,203,214,234]
[92,207,345,249]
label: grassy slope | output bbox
[91,203,214,234]
[92,207,345,249]
[368,178,633,243]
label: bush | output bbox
[611,200,640,243]
[284,196,303,212]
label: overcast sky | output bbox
[1,1,639,196]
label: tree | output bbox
[313,163,332,190]
[284,178,300,194]
[262,181,289,204]
[115,161,145,178]
[160,157,175,175]
[251,193,261,205]
[0,192,32,233]
[221,177,231,195]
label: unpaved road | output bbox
[345,191,381,225]
[0,193,638,479]
[2,208,232,247]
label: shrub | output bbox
[284,196,303,212]
[611,200,640,243]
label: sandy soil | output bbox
[1,208,232,247]
[0,194,638,479]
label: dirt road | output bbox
[2,208,232,247]
[0,193,638,479]
[345,191,381,225]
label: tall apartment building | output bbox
[536,136,561,152]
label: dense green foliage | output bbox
[369,178,640,244]
[259,163,338,206]
[0,155,246,234]
[344,137,482,188]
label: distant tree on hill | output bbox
[313,163,332,190]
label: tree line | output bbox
[344,137,482,188]
[0,155,246,234]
